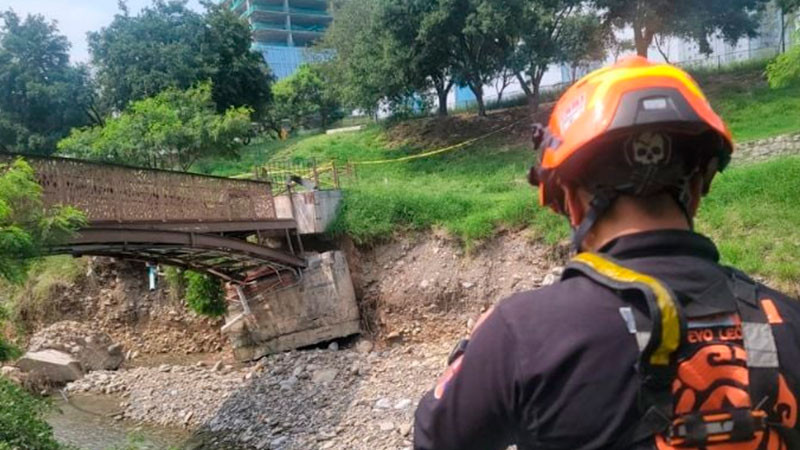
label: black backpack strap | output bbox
[564,252,686,447]
[728,272,780,413]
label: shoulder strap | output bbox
[725,270,790,422]
[564,252,687,446]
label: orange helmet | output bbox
[529,56,734,250]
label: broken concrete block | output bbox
[16,350,84,383]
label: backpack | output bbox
[562,252,799,449]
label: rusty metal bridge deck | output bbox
[1,153,306,282]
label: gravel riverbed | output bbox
[66,337,455,449]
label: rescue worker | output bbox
[414,56,800,449]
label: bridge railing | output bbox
[1,154,277,224]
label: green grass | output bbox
[192,135,322,177]
[710,82,800,141]
[190,61,800,285]
[256,127,568,247]
[697,156,800,286]
[0,256,87,330]
[693,60,800,142]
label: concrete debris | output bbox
[28,321,124,372]
[16,349,84,383]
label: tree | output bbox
[0,11,94,155]
[380,0,457,116]
[203,3,273,118]
[591,0,770,57]
[512,1,608,111]
[89,0,272,117]
[318,0,401,116]
[420,0,524,116]
[0,159,85,284]
[58,83,252,171]
[272,64,342,131]
[777,0,800,52]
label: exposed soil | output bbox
[17,258,228,359]
[63,231,566,449]
[384,105,553,150]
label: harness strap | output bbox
[728,272,781,424]
[567,253,684,367]
[564,253,686,447]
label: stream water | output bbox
[47,393,192,449]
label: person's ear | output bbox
[564,185,586,228]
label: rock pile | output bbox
[65,339,452,449]
[734,132,800,165]
[28,321,124,371]
[14,321,125,383]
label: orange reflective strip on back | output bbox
[761,299,784,325]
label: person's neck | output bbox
[582,203,691,252]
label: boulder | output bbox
[16,350,84,383]
[28,321,124,371]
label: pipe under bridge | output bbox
[2,153,307,283]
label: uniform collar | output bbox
[598,229,720,263]
[598,229,733,317]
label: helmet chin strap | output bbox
[571,183,694,253]
[571,191,617,253]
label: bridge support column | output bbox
[222,251,360,361]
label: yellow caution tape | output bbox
[350,120,523,166]
[253,118,525,178]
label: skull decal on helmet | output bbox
[627,131,671,166]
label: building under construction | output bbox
[222,0,332,79]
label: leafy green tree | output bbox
[511,1,609,111]
[0,159,85,284]
[203,3,274,118]
[272,64,343,131]
[89,0,272,117]
[58,83,252,171]
[420,0,524,116]
[591,0,770,57]
[184,271,226,317]
[318,0,400,116]
[777,0,800,52]
[0,11,94,155]
[380,0,456,116]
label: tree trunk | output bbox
[528,67,546,114]
[469,82,486,117]
[633,22,651,57]
[780,8,786,54]
[431,75,454,117]
[515,72,532,96]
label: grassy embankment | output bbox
[197,62,799,288]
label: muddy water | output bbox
[47,393,192,449]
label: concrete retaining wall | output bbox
[274,190,342,235]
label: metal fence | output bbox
[451,43,790,115]
[256,159,355,194]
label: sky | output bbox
[1,0,204,64]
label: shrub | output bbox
[0,377,62,449]
[767,34,800,88]
[184,271,227,317]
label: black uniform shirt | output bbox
[414,230,800,449]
